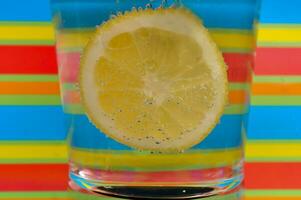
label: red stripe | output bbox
[254,47,301,75]
[245,162,301,189]
[223,53,253,82]
[0,164,68,191]
[0,45,252,77]
[0,46,57,74]
[59,52,252,83]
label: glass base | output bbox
[70,164,243,199]
[93,186,221,199]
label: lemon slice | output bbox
[80,8,228,152]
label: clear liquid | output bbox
[51,0,253,198]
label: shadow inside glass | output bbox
[69,180,243,200]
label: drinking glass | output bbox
[51,0,254,198]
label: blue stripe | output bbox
[0,104,243,146]
[184,0,256,29]
[0,106,67,140]
[71,114,243,150]
[259,0,301,23]
[247,106,301,139]
[51,0,255,29]
[0,0,51,21]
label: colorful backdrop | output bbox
[0,0,300,199]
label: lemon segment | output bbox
[80,8,228,152]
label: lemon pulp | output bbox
[80,8,228,152]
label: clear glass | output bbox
[51,0,254,198]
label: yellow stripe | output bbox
[210,31,254,50]
[0,25,54,41]
[257,27,301,43]
[0,24,253,50]
[70,148,242,171]
[57,29,254,50]
[2,141,299,162]
[246,141,301,160]
[0,143,67,160]
[57,29,93,49]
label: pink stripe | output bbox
[81,167,234,184]
[57,52,80,83]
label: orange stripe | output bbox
[0,82,60,95]
[229,90,246,104]
[245,197,301,200]
[63,90,80,104]
[252,83,301,95]
[63,90,246,104]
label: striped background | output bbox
[0,0,300,199]
[245,0,301,199]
